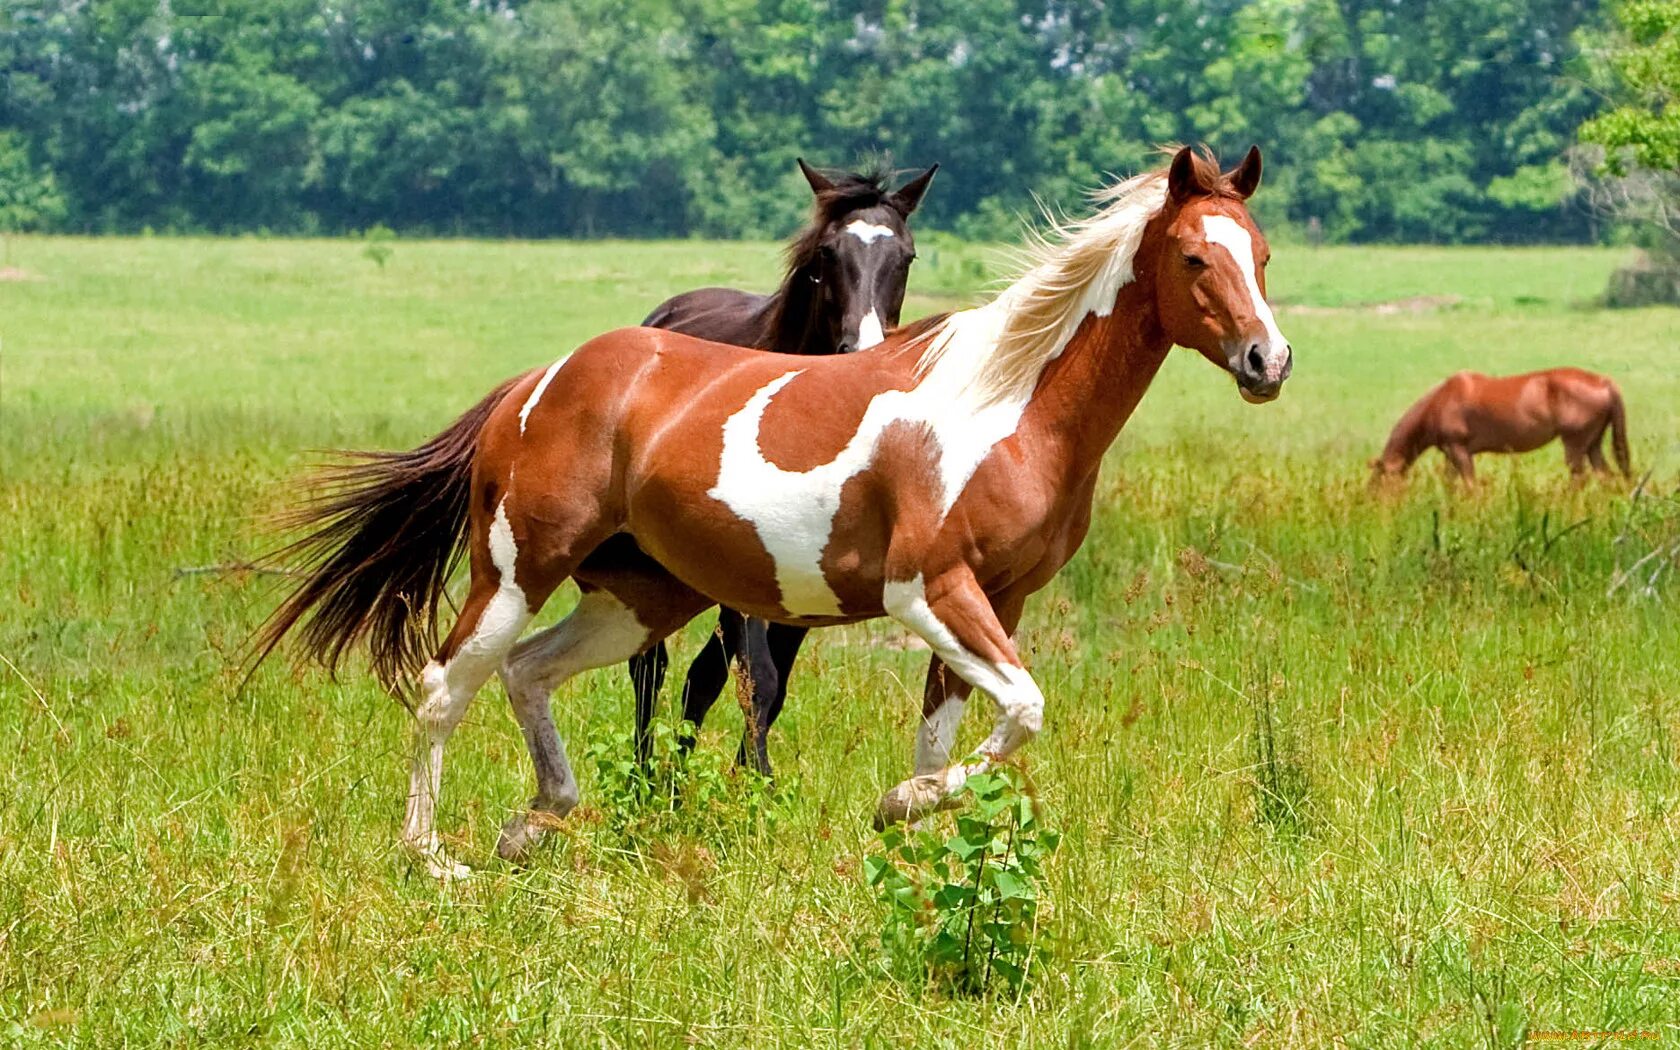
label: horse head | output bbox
[1150,145,1293,403]
[788,159,938,354]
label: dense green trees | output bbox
[0,0,1621,241]
[1578,0,1680,303]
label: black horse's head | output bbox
[776,159,938,355]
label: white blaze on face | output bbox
[856,308,884,350]
[1201,215,1290,378]
[845,219,895,245]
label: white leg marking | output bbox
[844,219,896,244]
[1202,215,1291,379]
[402,499,532,878]
[916,695,966,775]
[518,358,566,435]
[495,590,652,859]
[856,308,885,350]
[884,576,1043,794]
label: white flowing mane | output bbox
[914,171,1169,406]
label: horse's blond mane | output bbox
[913,170,1170,405]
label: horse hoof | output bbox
[404,837,471,881]
[496,816,541,863]
[873,773,952,830]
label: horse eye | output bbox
[1185,254,1206,269]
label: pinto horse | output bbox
[1372,368,1629,484]
[257,146,1292,879]
[629,159,937,778]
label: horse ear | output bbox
[1167,146,1209,204]
[797,158,834,196]
[889,163,939,215]
[1228,145,1263,200]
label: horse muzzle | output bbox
[1232,338,1291,403]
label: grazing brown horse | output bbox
[1371,368,1629,484]
[257,146,1292,878]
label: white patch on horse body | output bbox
[479,499,530,635]
[519,358,566,435]
[1202,215,1290,367]
[845,220,896,245]
[709,333,1033,616]
[856,308,884,350]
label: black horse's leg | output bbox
[678,610,739,752]
[732,617,782,775]
[628,642,668,769]
[738,624,810,776]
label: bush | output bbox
[864,768,1059,996]
[583,719,791,846]
[1603,251,1680,308]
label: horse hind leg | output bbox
[403,535,536,879]
[1584,422,1612,478]
[497,545,712,862]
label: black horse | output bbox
[629,158,937,776]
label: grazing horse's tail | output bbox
[1608,384,1632,477]
[249,373,526,690]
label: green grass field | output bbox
[3,234,1679,1047]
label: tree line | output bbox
[0,0,1616,243]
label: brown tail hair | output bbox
[249,373,525,689]
[1608,386,1631,477]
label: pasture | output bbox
[3,234,1679,1046]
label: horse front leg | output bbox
[1444,444,1476,485]
[877,571,1035,827]
[628,642,669,769]
[733,616,781,776]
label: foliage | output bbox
[584,719,792,845]
[0,130,65,234]
[864,769,1060,995]
[1579,0,1680,174]
[1577,0,1680,302]
[0,0,1614,243]
[359,223,395,269]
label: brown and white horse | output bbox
[258,146,1292,878]
[1372,368,1629,484]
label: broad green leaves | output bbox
[863,767,1059,996]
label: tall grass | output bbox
[2,236,1678,1046]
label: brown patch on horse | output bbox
[819,418,947,613]
[756,364,911,472]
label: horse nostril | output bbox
[1245,344,1265,376]
[838,341,856,354]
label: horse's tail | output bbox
[249,373,525,690]
[1608,384,1631,477]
